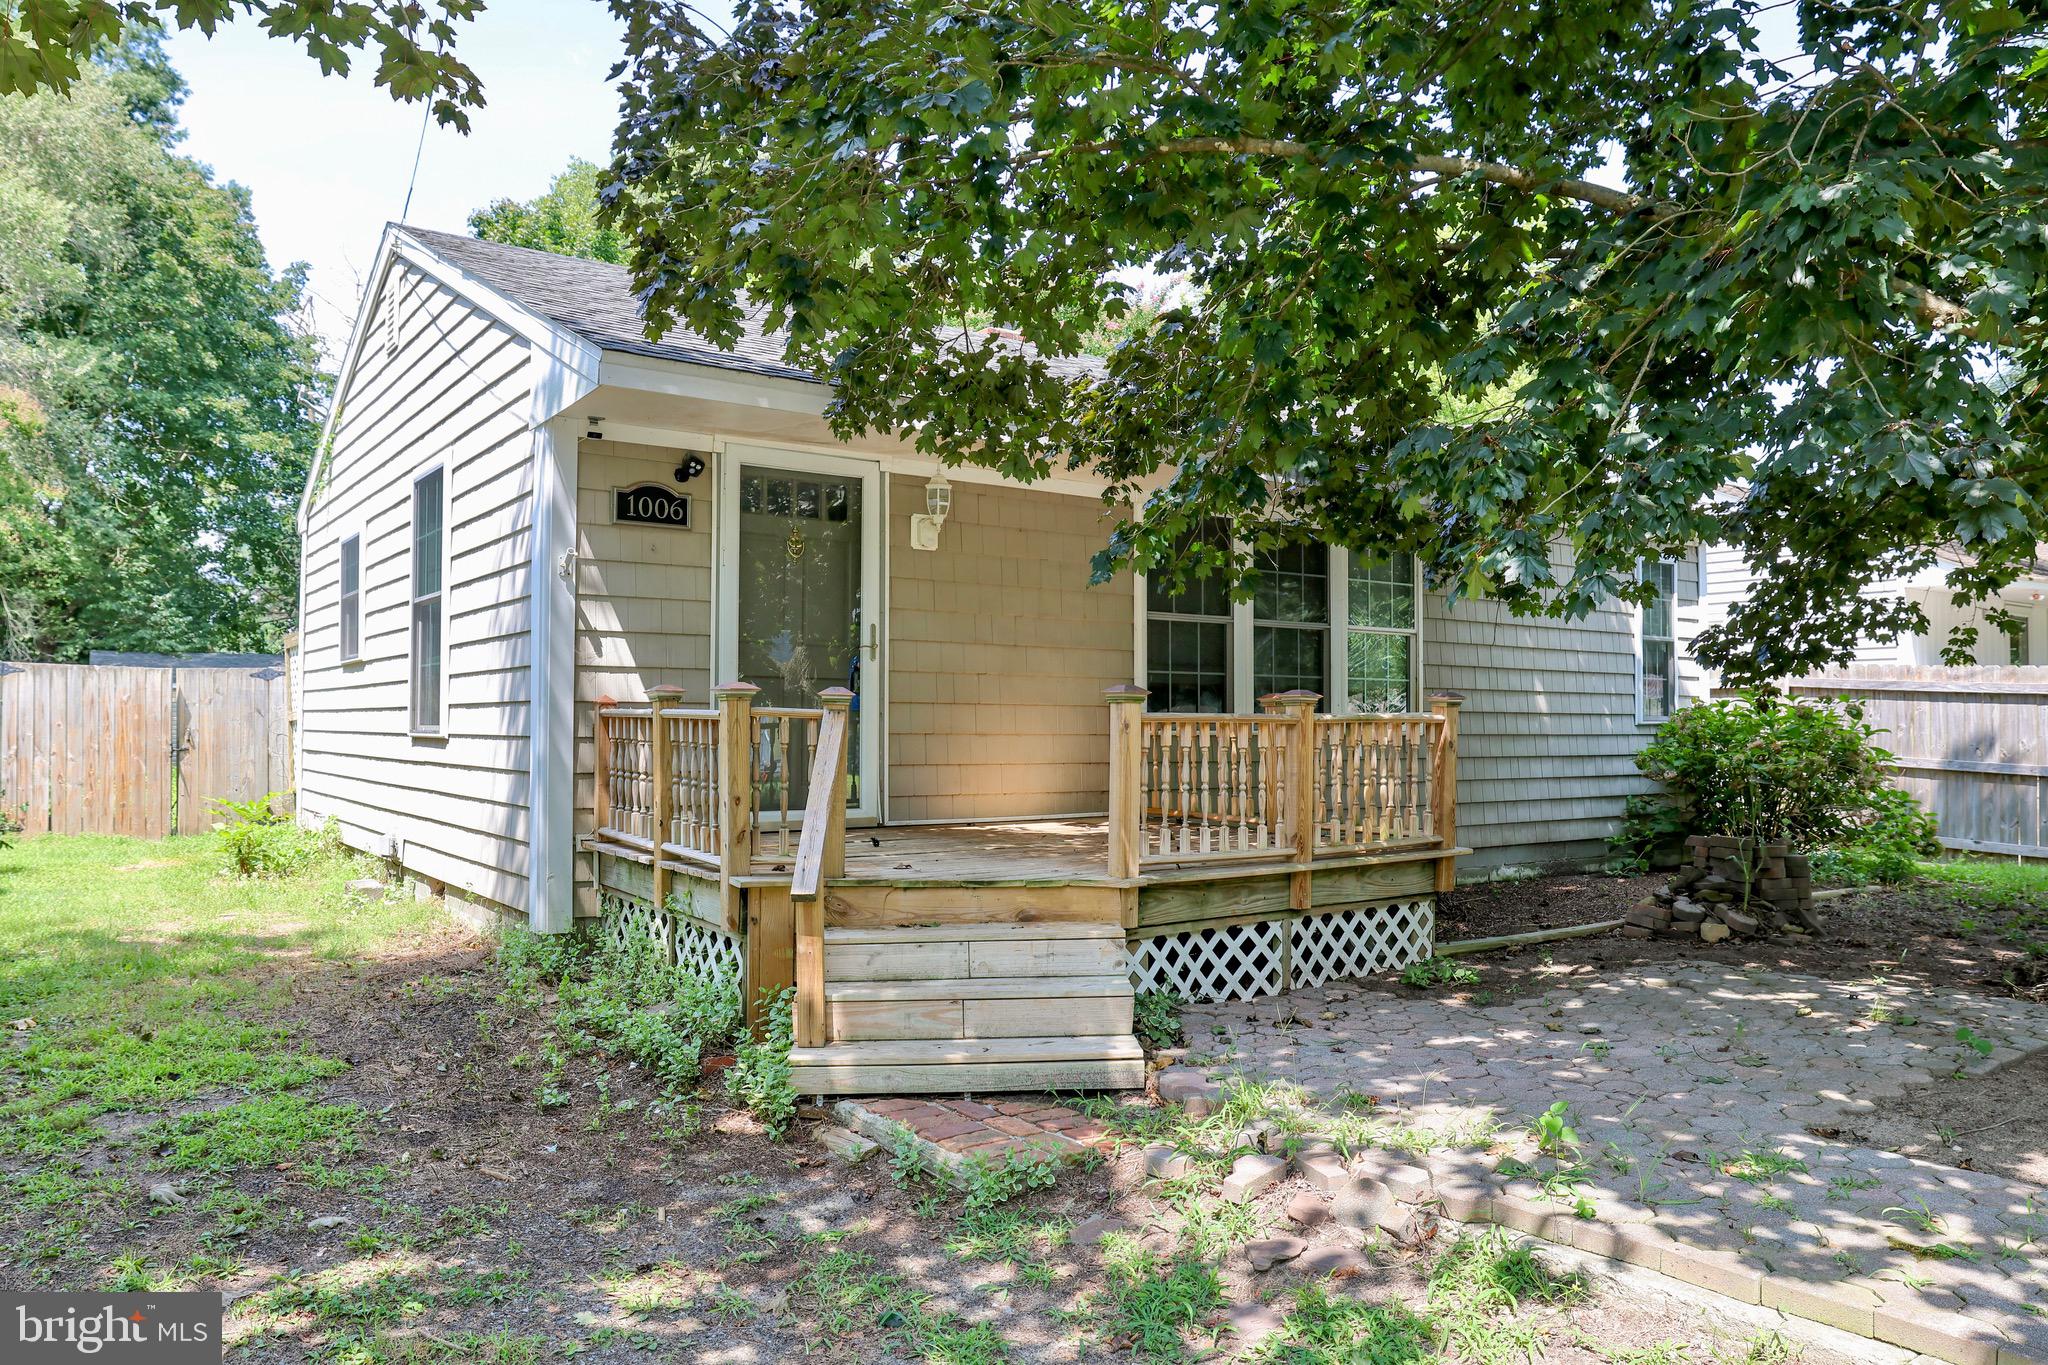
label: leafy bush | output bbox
[1616,694,1902,861]
[1811,788,1942,885]
[210,793,335,877]
[543,927,741,1094]
[1133,989,1183,1051]
[0,783,21,850]
[726,988,797,1138]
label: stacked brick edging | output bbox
[1149,1069,2042,1365]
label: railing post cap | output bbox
[1278,689,1323,707]
[1103,684,1149,703]
[816,686,855,707]
[646,684,688,698]
[1430,690,1469,705]
[712,681,762,698]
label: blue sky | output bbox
[164,1,669,360]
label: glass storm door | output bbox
[724,451,879,821]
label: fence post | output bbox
[713,681,759,936]
[1430,691,1466,893]
[1276,690,1321,910]
[1104,685,1148,880]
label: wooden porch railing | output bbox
[1106,686,1463,888]
[591,682,852,1046]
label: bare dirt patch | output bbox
[1845,1048,2048,1186]
[1436,871,2044,997]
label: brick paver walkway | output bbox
[845,1096,1113,1165]
[1185,963,2048,1361]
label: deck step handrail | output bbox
[1106,686,1465,889]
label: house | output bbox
[293,225,1709,1092]
[1699,546,2048,669]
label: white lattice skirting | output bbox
[1130,898,1435,1003]
[597,890,744,984]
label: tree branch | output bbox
[1031,135,1976,330]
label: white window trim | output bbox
[337,530,363,665]
[1634,558,1678,726]
[408,462,451,740]
[1339,547,1426,715]
[1134,542,1426,713]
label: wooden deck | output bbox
[586,687,1466,1091]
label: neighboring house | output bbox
[1699,546,2048,671]
[293,225,1708,1090]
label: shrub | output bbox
[1811,787,1942,885]
[1616,694,1902,861]
[210,793,334,877]
[0,783,21,850]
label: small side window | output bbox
[1637,560,1677,723]
[338,534,361,663]
[410,467,446,735]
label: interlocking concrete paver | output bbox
[1186,961,2048,1362]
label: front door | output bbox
[718,446,881,821]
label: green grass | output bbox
[1914,856,2048,913]
[0,834,438,1270]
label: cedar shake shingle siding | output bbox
[885,475,1133,822]
[570,438,718,912]
[1425,552,1701,869]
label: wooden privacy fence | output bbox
[1764,666,2048,859]
[0,661,290,838]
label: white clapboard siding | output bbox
[298,259,538,915]
[1425,549,1702,869]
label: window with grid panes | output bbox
[1346,553,1416,711]
[1145,521,1232,712]
[1638,559,1677,722]
[1252,541,1329,699]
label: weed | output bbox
[726,989,797,1137]
[958,1148,1061,1213]
[1133,989,1184,1051]
[144,1096,363,1173]
[1955,1026,1995,1058]
[1401,956,1480,990]
[1722,1150,1806,1185]
[1530,1101,1580,1158]
[1083,1237,1224,1362]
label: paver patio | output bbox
[1184,961,2048,1362]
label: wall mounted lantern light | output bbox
[909,468,952,551]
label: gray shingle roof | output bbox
[399,224,1103,384]
[401,224,818,383]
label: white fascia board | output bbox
[596,351,832,416]
[590,354,1118,501]
[297,226,601,527]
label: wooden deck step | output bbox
[789,1034,1147,1096]
[823,923,1130,983]
[826,973,1134,1042]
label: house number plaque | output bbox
[613,484,692,528]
